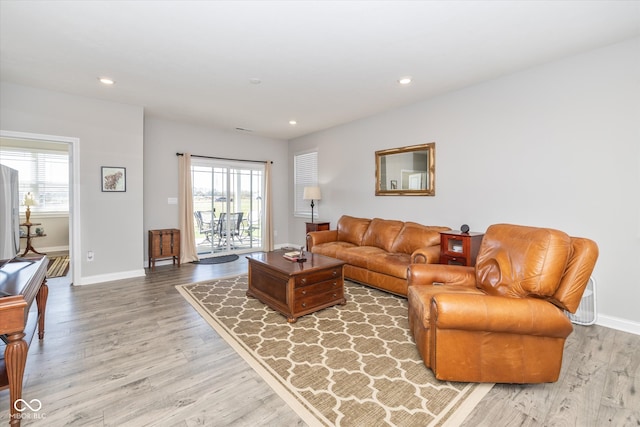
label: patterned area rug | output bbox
[47,255,70,278]
[176,275,493,427]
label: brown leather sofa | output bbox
[407,223,598,383]
[306,215,450,296]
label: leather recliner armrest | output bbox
[432,293,574,337]
[410,246,441,264]
[306,230,338,252]
[408,264,476,287]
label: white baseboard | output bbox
[25,245,69,254]
[597,314,640,336]
[75,269,145,286]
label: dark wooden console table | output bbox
[0,256,48,425]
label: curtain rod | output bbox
[176,152,272,164]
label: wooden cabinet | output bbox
[305,221,330,234]
[148,229,180,271]
[439,230,484,267]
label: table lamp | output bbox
[303,186,321,223]
[24,192,36,224]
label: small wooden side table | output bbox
[20,222,47,256]
[305,221,330,234]
[148,229,181,271]
[439,230,484,267]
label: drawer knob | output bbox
[302,290,307,295]
[332,282,337,287]
[332,270,338,277]
[302,303,306,308]
[301,278,306,284]
[332,293,336,298]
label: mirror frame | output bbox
[375,142,435,196]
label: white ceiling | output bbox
[1,1,639,140]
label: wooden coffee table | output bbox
[246,251,346,323]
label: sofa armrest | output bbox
[408,264,476,287]
[411,246,441,264]
[432,293,573,338]
[306,230,338,252]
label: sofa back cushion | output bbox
[362,218,405,252]
[336,215,371,246]
[475,224,572,299]
[391,222,451,254]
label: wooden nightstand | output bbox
[439,230,484,266]
[305,222,330,234]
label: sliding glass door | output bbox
[192,159,264,256]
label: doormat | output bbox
[192,254,240,265]
[176,275,493,426]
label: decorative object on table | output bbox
[101,166,126,192]
[282,247,306,262]
[302,186,321,223]
[23,191,36,224]
[460,223,470,234]
[35,227,44,236]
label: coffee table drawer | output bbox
[295,267,342,287]
[294,285,344,312]
[295,278,342,299]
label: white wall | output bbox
[144,116,290,257]
[0,82,145,284]
[289,38,640,332]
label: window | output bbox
[294,151,318,217]
[0,145,69,213]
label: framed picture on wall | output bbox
[101,166,126,192]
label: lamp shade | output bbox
[23,192,36,207]
[303,186,321,200]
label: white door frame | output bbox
[0,130,81,284]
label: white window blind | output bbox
[294,151,318,217]
[0,147,69,213]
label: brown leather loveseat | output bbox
[407,223,598,383]
[306,215,450,296]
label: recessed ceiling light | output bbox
[289,120,297,125]
[398,76,412,85]
[249,77,262,85]
[98,77,115,85]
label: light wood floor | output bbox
[1,255,638,426]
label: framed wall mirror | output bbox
[375,142,435,196]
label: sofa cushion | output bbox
[337,215,371,246]
[391,222,450,254]
[340,246,387,269]
[362,218,405,252]
[312,241,357,259]
[367,252,413,279]
[475,224,571,298]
